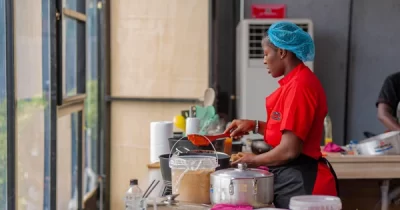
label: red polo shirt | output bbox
[264,63,327,159]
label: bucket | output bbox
[289,195,342,210]
[168,136,219,204]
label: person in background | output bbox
[376,72,400,131]
[224,21,338,208]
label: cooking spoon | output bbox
[203,88,216,107]
[187,132,231,146]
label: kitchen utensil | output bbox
[210,163,274,208]
[143,180,160,198]
[190,106,196,117]
[181,110,190,119]
[187,133,231,146]
[251,139,273,154]
[168,136,226,153]
[163,194,180,205]
[289,195,342,210]
[203,88,216,107]
[173,115,186,131]
[357,131,400,155]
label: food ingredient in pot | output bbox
[172,168,214,204]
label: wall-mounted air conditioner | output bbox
[236,19,314,130]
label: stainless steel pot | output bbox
[357,131,400,155]
[210,163,274,208]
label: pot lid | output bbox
[212,163,273,178]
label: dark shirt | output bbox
[376,72,400,117]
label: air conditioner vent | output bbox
[248,23,309,59]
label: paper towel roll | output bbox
[186,117,200,135]
[150,121,173,163]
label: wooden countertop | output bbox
[323,150,400,179]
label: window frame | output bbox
[5,0,16,209]
[55,0,87,208]
[4,0,106,209]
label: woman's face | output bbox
[263,44,285,78]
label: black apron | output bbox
[268,154,339,208]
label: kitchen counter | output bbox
[324,150,400,179]
[323,149,400,210]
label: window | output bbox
[57,112,80,209]
[0,0,7,208]
[14,0,49,209]
[62,0,86,99]
[2,0,103,208]
[85,0,99,194]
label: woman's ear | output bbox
[278,49,287,59]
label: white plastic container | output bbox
[289,195,342,210]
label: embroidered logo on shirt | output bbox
[271,111,281,121]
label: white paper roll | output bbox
[186,117,200,135]
[150,121,173,163]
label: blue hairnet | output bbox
[267,21,315,62]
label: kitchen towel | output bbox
[211,204,253,210]
[150,121,173,163]
[323,142,345,153]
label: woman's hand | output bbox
[231,152,258,167]
[224,119,255,139]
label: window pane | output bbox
[62,0,85,98]
[63,16,78,97]
[57,112,80,209]
[63,0,85,14]
[14,0,49,209]
[0,0,7,208]
[85,0,98,195]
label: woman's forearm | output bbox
[253,145,293,166]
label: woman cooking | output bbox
[225,21,338,208]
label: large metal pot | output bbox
[210,163,274,208]
[357,131,400,155]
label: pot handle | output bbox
[253,178,258,194]
[176,146,190,154]
[229,180,234,195]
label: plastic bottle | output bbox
[125,179,143,210]
[223,137,232,155]
[324,114,333,145]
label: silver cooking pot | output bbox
[210,163,274,208]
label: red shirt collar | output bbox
[278,63,305,86]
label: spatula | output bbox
[187,132,231,146]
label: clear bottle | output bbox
[324,114,333,145]
[125,179,143,210]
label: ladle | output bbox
[187,132,231,146]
